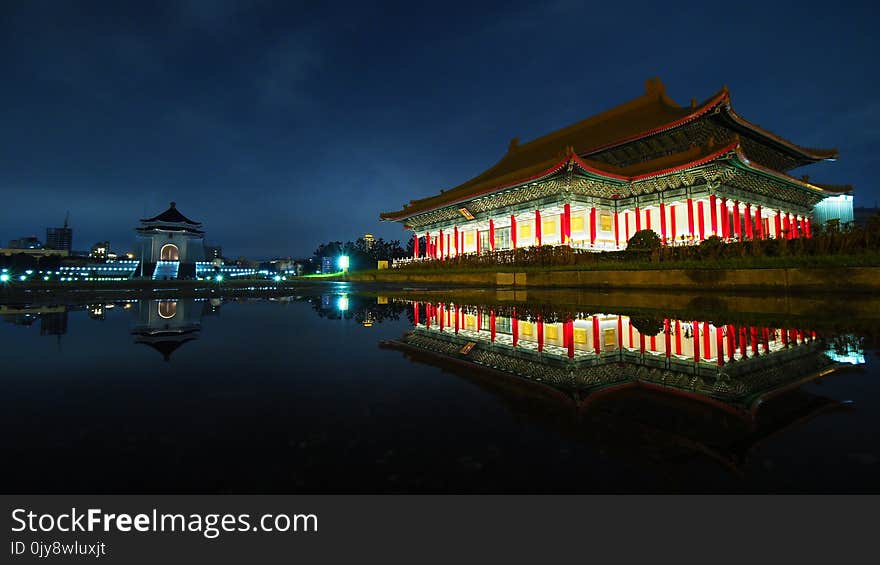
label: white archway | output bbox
[160,243,180,261]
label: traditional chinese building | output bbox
[135,202,205,279]
[381,78,852,260]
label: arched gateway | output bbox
[136,202,205,280]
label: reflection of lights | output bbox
[0,274,9,282]
[337,296,349,311]
[338,256,349,271]
[215,275,224,282]
[19,275,27,281]
[273,275,282,282]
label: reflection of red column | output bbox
[537,314,544,352]
[439,303,444,332]
[740,327,748,358]
[630,319,635,349]
[650,334,656,352]
[664,318,671,358]
[674,320,682,355]
[639,333,645,354]
[797,329,804,343]
[510,215,517,249]
[660,202,667,243]
[619,316,624,350]
[709,194,717,236]
[590,207,597,246]
[703,322,711,359]
[490,310,496,342]
[413,302,420,326]
[693,321,701,363]
[512,308,518,347]
[476,308,481,332]
[727,324,735,362]
[751,327,759,355]
[697,201,705,241]
[781,327,788,346]
[489,219,495,251]
[593,315,600,354]
[716,326,724,366]
[535,210,542,246]
[762,327,770,353]
[454,305,459,334]
[687,198,694,239]
[567,318,575,358]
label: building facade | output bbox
[381,79,852,260]
[135,202,205,279]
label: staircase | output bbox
[152,261,180,280]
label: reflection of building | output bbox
[384,302,859,469]
[135,202,205,280]
[382,78,851,260]
[131,299,202,361]
[46,215,73,251]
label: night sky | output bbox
[1,0,876,258]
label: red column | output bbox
[795,216,803,239]
[439,229,444,259]
[744,203,753,240]
[590,207,597,245]
[645,208,652,231]
[510,215,517,249]
[489,219,495,250]
[475,230,480,254]
[453,226,459,256]
[693,321,701,363]
[775,211,782,239]
[512,308,518,347]
[697,201,705,241]
[563,203,571,246]
[413,302,419,326]
[721,198,729,239]
[733,201,741,240]
[537,314,544,352]
[614,210,620,247]
[446,233,450,257]
[755,206,763,239]
[805,218,812,238]
[783,213,790,240]
[687,198,695,239]
[716,326,724,366]
[635,206,641,232]
[413,233,419,258]
[709,194,717,236]
[625,213,630,242]
[664,318,671,358]
[592,315,600,355]
[535,210,542,246]
[490,310,496,342]
[660,202,667,244]
[670,205,677,243]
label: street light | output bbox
[338,255,350,272]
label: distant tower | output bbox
[135,202,205,280]
[45,212,73,251]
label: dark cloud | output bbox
[0,0,876,257]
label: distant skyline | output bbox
[1,0,877,258]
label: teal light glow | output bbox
[337,295,349,311]
[0,273,9,282]
[338,255,350,271]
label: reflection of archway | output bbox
[157,301,178,319]
[160,244,179,261]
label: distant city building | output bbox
[46,214,73,251]
[204,244,223,261]
[321,256,335,274]
[135,202,205,280]
[8,236,43,249]
[363,233,375,249]
[90,241,110,260]
[813,194,854,227]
